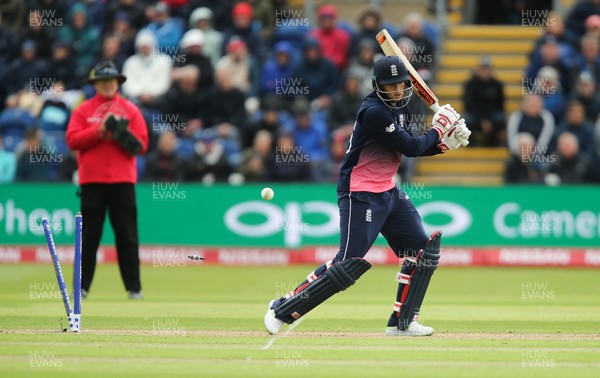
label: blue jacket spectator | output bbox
[0,136,16,183]
[57,3,101,77]
[261,41,296,97]
[15,128,53,182]
[0,94,36,152]
[552,101,596,158]
[292,39,339,102]
[144,2,184,57]
[4,41,48,95]
[571,34,600,86]
[526,36,574,95]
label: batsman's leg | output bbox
[264,191,386,334]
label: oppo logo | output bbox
[224,200,471,246]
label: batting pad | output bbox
[274,258,372,324]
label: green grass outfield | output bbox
[1,264,599,377]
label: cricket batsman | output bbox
[264,56,471,336]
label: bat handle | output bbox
[429,102,440,112]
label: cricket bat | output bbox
[376,29,440,112]
[376,29,469,145]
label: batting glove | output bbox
[432,104,460,140]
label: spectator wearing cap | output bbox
[66,61,148,299]
[57,3,101,75]
[188,7,223,66]
[221,2,263,60]
[463,56,506,146]
[546,132,591,185]
[144,2,185,57]
[347,39,377,98]
[4,41,48,95]
[584,14,600,37]
[177,29,215,90]
[531,12,578,57]
[397,12,435,78]
[292,38,339,106]
[570,71,600,121]
[244,96,293,147]
[350,6,383,57]
[323,128,352,182]
[329,73,363,131]
[260,41,296,98]
[565,0,600,39]
[186,128,232,183]
[525,36,574,94]
[571,33,600,86]
[122,30,172,107]
[552,100,596,158]
[215,37,260,97]
[507,94,555,156]
[308,5,350,70]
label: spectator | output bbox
[4,41,48,96]
[0,94,36,152]
[323,128,351,182]
[37,81,71,136]
[122,30,172,107]
[292,38,338,106]
[246,0,275,38]
[552,101,596,158]
[534,66,566,122]
[565,0,600,39]
[144,2,185,57]
[0,0,25,34]
[108,0,148,31]
[244,96,292,147]
[100,36,126,72]
[572,33,600,85]
[57,3,101,76]
[260,41,296,98]
[507,94,555,155]
[531,12,578,57]
[0,12,18,69]
[329,73,363,131]
[221,2,263,59]
[462,56,505,146]
[264,133,311,181]
[187,128,232,183]
[0,136,16,183]
[287,99,328,180]
[570,71,600,121]
[48,41,78,90]
[208,67,247,128]
[161,65,210,130]
[504,132,545,184]
[308,4,350,70]
[525,36,573,94]
[397,12,435,80]
[106,11,136,61]
[188,7,223,66]
[584,14,600,38]
[347,39,377,98]
[215,37,260,97]
[15,128,52,182]
[350,6,383,57]
[19,5,57,61]
[237,129,272,181]
[145,131,185,181]
[177,29,214,90]
[546,132,590,184]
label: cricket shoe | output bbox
[264,299,284,335]
[386,321,434,336]
[128,290,143,300]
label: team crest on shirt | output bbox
[385,123,395,133]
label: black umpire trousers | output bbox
[80,183,141,293]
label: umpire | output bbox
[66,61,148,299]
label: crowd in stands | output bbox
[0,1,599,186]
